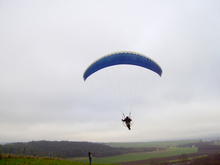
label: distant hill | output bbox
[0,140,161,158]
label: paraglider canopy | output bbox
[83,51,163,124]
[83,51,162,81]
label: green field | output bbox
[106,140,198,148]
[74,147,198,164]
[0,157,113,165]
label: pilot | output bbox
[122,116,132,130]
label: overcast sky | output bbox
[1,0,220,143]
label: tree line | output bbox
[178,140,220,153]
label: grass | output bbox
[0,155,113,165]
[106,140,198,148]
[74,147,198,164]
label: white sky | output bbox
[0,0,220,143]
